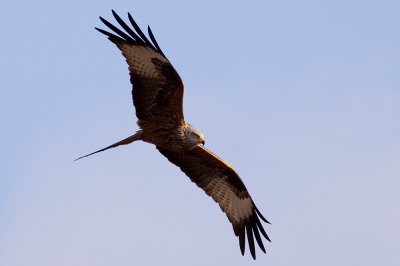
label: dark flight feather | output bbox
[111,10,144,44]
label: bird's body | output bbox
[141,123,205,151]
[77,10,270,259]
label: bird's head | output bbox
[185,123,205,149]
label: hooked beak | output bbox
[201,140,205,145]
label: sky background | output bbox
[1,0,399,265]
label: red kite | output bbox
[77,10,270,259]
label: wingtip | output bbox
[246,224,256,260]
[254,204,270,224]
[240,247,245,256]
[111,9,120,21]
[238,227,245,256]
[261,248,267,254]
[252,220,266,253]
[147,25,152,37]
[127,12,134,21]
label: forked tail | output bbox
[75,131,142,161]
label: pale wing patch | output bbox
[118,44,168,77]
[230,195,253,222]
[205,177,253,223]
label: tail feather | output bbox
[75,131,142,161]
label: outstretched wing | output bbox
[157,145,270,259]
[96,10,184,128]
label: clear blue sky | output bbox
[1,0,399,265]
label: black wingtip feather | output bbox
[254,204,270,224]
[147,25,165,56]
[252,219,266,253]
[94,27,125,44]
[111,10,145,44]
[97,10,166,56]
[95,27,111,37]
[246,224,256,259]
[238,226,245,256]
[255,215,271,242]
[127,12,154,47]
[99,16,136,43]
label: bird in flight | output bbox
[77,10,270,259]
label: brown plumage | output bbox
[77,10,270,259]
